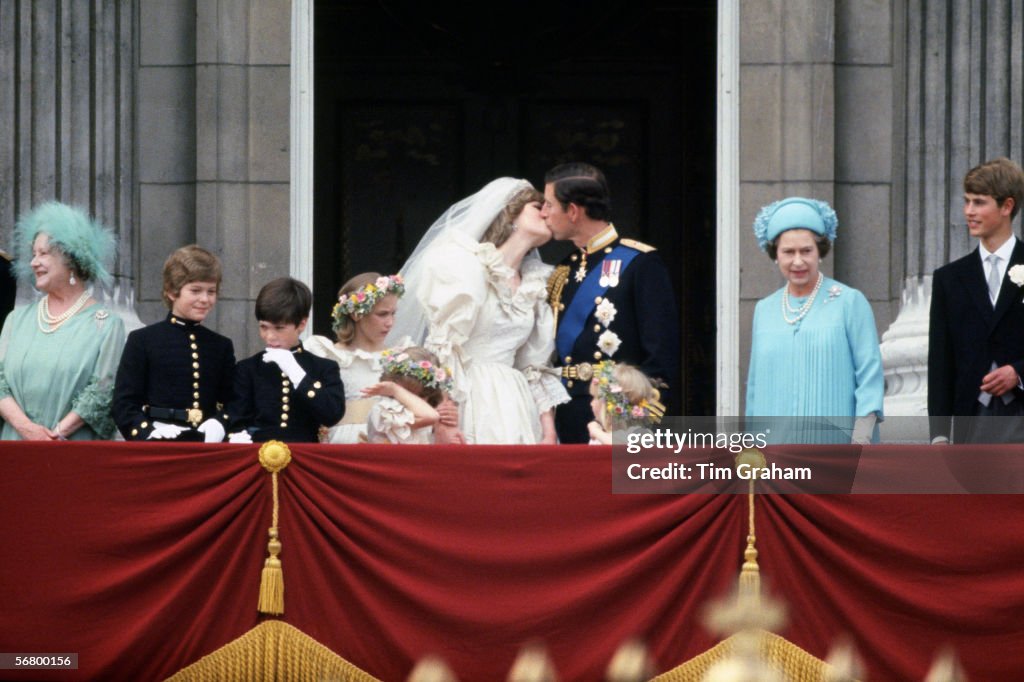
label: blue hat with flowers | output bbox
[752,197,838,251]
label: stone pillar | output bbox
[905,0,1024,273]
[881,0,1024,421]
[0,0,134,309]
[194,0,291,356]
[137,0,197,326]
[833,0,899,334]
[137,0,291,355]
[738,0,837,406]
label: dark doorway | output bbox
[314,1,716,415]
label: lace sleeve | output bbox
[71,311,126,439]
[514,292,569,413]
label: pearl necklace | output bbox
[37,291,92,334]
[781,273,823,325]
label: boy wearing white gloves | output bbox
[227,277,345,443]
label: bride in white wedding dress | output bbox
[388,178,569,444]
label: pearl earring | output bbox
[69,273,76,286]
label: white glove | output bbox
[148,421,186,440]
[263,348,307,386]
[851,413,877,445]
[197,418,226,443]
[228,430,253,444]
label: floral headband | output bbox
[380,349,454,394]
[331,274,405,333]
[593,361,665,428]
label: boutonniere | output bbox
[1009,264,1024,287]
[825,284,842,303]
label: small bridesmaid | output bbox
[306,273,410,443]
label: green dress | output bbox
[0,301,126,440]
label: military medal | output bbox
[575,250,588,282]
[599,259,621,288]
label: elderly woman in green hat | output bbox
[0,202,125,440]
[745,196,884,443]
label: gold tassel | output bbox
[258,526,284,615]
[257,441,292,615]
[735,448,765,603]
[738,526,760,603]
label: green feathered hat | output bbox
[12,201,116,286]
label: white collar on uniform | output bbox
[584,223,618,255]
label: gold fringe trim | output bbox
[165,620,381,682]
[258,441,292,615]
[650,630,840,682]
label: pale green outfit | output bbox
[0,301,126,440]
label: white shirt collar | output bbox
[979,234,1016,262]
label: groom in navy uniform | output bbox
[541,162,680,443]
[929,157,1024,444]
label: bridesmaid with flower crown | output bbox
[306,272,461,443]
[364,346,447,444]
[586,361,664,445]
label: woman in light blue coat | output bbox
[745,197,884,444]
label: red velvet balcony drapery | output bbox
[1,442,1022,681]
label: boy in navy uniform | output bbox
[541,163,680,443]
[113,245,235,441]
[228,277,345,443]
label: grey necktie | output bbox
[987,254,1002,305]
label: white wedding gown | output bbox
[418,232,568,444]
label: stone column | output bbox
[137,0,291,355]
[0,0,134,308]
[193,0,291,356]
[833,0,899,335]
[137,0,197,326]
[881,0,1024,421]
[738,0,837,406]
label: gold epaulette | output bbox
[547,265,570,329]
[0,250,11,262]
[547,265,570,306]
[620,238,656,253]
